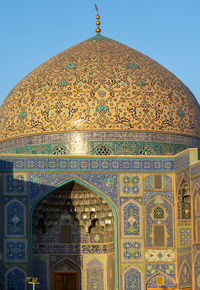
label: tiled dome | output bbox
[1,34,200,142]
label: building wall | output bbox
[0,149,198,289]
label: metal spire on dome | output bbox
[95,4,101,34]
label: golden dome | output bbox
[1,34,200,142]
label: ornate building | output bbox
[0,11,200,290]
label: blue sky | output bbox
[0,0,200,105]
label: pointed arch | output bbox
[94,144,112,155]
[177,177,189,193]
[194,249,200,266]
[6,266,26,290]
[123,266,143,290]
[30,177,119,289]
[145,195,173,248]
[192,182,200,198]
[87,258,104,289]
[178,260,192,285]
[178,179,191,219]
[51,256,81,272]
[194,250,200,289]
[194,185,200,217]
[195,195,200,213]
[192,182,200,243]
[51,257,81,290]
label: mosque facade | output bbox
[0,16,200,290]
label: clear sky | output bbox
[0,0,200,105]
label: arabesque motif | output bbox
[0,35,200,142]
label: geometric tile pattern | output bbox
[174,152,190,170]
[3,173,27,195]
[121,174,140,195]
[87,258,104,290]
[163,175,173,190]
[144,174,172,191]
[153,206,165,219]
[1,140,190,156]
[178,227,192,247]
[195,252,200,290]
[145,263,176,280]
[0,28,199,290]
[4,239,27,263]
[6,200,25,236]
[6,267,26,290]
[123,202,141,236]
[33,257,47,290]
[145,249,175,262]
[193,184,200,242]
[28,173,119,208]
[146,273,175,288]
[179,262,192,287]
[122,240,143,261]
[124,267,141,290]
[144,175,154,190]
[120,197,143,206]
[0,131,198,153]
[0,156,174,172]
[144,191,174,205]
[145,196,173,247]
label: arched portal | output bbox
[31,179,117,290]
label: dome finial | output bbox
[95,4,101,34]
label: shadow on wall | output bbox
[1,169,115,290]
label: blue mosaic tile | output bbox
[144,175,154,190]
[144,175,172,191]
[5,174,25,194]
[163,175,172,190]
[147,274,175,288]
[191,163,200,178]
[28,173,118,208]
[3,196,27,205]
[145,263,176,280]
[122,176,140,194]
[144,191,174,205]
[179,262,192,287]
[145,196,173,247]
[123,203,140,236]
[4,239,27,263]
[0,156,174,172]
[120,197,143,205]
[33,257,47,290]
[195,252,200,289]
[6,267,26,290]
[6,200,25,236]
[123,241,141,260]
[124,267,141,290]
[87,258,104,290]
[174,152,189,170]
[178,228,192,247]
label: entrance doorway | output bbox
[53,272,78,290]
[32,180,116,289]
